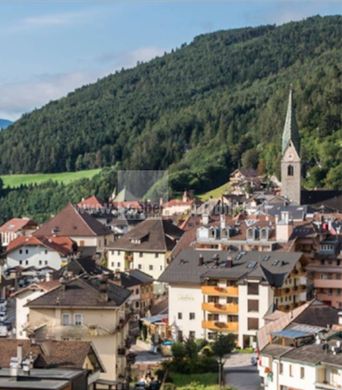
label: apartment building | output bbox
[159,248,307,347]
[25,275,131,386]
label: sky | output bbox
[0,0,341,120]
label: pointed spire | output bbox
[282,86,300,156]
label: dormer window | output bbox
[247,228,254,240]
[287,165,294,176]
[221,228,228,239]
[209,227,216,239]
[260,228,268,241]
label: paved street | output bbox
[224,353,260,390]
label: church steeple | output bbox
[282,86,300,156]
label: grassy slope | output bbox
[199,182,231,201]
[1,168,101,188]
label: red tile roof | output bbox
[6,235,75,256]
[77,195,104,209]
[0,218,37,233]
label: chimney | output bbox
[17,344,23,365]
[198,254,204,266]
[226,255,233,268]
[338,311,342,325]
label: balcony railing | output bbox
[202,320,238,332]
[201,286,238,297]
[202,302,238,314]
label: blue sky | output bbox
[0,0,341,120]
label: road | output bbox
[224,353,260,390]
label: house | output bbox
[159,248,307,347]
[5,235,75,271]
[229,168,261,195]
[113,269,154,316]
[33,203,113,255]
[257,301,342,390]
[26,275,131,386]
[162,191,194,216]
[0,339,104,388]
[12,279,60,339]
[106,218,183,288]
[0,218,38,247]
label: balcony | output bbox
[201,286,238,297]
[314,279,342,289]
[202,302,238,314]
[202,320,238,332]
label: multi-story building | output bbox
[5,235,75,270]
[107,218,183,291]
[25,275,131,386]
[159,248,307,347]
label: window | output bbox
[208,314,219,321]
[118,250,121,255]
[160,265,163,271]
[247,283,259,295]
[208,332,217,340]
[280,363,283,374]
[189,331,195,339]
[74,313,83,326]
[189,313,195,320]
[248,299,259,312]
[247,318,259,330]
[300,367,305,379]
[111,250,114,255]
[44,250,48,254]
[139,252,143,258]
[19,249,23,254]
[178,313,182,320]
[45,260,48,265]
[135,301,139,308]
[111,262,114,267]
[19,260,23,265]
[39,260,42,266]
[25,249,29,254]
[79,240,85,247]
[138,264,142,270]
[135,288,139,295]
[208,296,219,303]
[62,313,71,326]
[155,253,159,258]
[287,165,294,176]
[117,262,121,267]
[149,265,153,271]
[289,364,293,377]
[25,260,29,265]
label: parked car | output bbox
[0,325,8,337]
[0,313,8,322]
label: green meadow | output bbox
[1,169,101,188]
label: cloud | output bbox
[8,9,95,32]
[0,46,166,120]
[97,46,165,67]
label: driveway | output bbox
[224,353,260,390]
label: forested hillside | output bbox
[0,15,341,193]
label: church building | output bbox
[281,87,301,205]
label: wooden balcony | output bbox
[202,302,238,314]
[201,285,238,297]
[202,320,238,332]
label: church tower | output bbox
[281,87,301,204]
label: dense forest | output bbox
[0,16,341,223]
